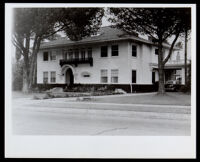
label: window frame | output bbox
[101,46,108,57]
[155,48,159,55]
[100,69,108,83]
[50,71,56,83]
[43,51,49,61]
[43,71,48,84]
[111,45,119,56]
[132,70,137,83]
[87,47,92,58]
[132,45,137,57]
[111,69,119,83]
[50,51,56,61]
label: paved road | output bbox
[11,97,191,136]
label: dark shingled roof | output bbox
[40,26,178,50]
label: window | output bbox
[81,49,85,60]
[101,46,108,57]
[101,69,108,83]
[50,71,56,83]
[43,72,48,83]
[83,74,90,77]
[63,51,68,60]
[111,45,118,56]
[132,45,137,57]
[111,69,118,83]
[152,72,155,83]
[50,51,56,61]
[88,47,92,58]
[132,70,136,83]
[68,49,73,60]
[43,52,48,61]
[74,49,79,60]
[155,48,159,55]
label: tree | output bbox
[12,8,104,93]
[109,8,191,94]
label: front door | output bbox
[65,68,74,85]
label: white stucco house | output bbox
[37,26,188,92]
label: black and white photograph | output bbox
[5,3,196,158]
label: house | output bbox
[37,26,188,92]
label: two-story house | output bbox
[37,26,186,92]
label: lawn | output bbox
[93,92,191,106]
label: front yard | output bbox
[93,92,191,106]
[12,91,191,106]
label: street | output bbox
[11,96,191,136]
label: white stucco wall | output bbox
[38,40,184,85]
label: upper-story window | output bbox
[111,45,118,56]
[101,46,108,57]
[81,49,86,59]
[88,47,92,58]
[68,49,73,60]
[43,52,48,61]
[74,49,79,60]
[50,51,56,61]
[155,48,159,55]
[132,45,137,57]
[63,51,68,60]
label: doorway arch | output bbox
[65,68,74,85]
[61,64,75,86]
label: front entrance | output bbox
[65,68,74,85]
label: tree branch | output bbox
[163,32,180,65]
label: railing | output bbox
[166,59,190,65]
[60,57,93,67]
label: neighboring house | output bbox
[37,26,188,92]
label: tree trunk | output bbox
[157,40,165,94]
[22,67,30,93]
[184,30,188,85]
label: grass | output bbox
[93,92,191,106]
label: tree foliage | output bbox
[12,8,104,92]
[57,8,104,41]
[109,8,191,94]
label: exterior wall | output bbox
[37,41,131,85]
[37,40,184,86]
[128,42,159,85]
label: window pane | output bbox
[111,45,118,56]
[50,52,56,60]
[81,49,85,59]
[50,71,56,83]
[152,72,155,83]
[68,49,73,60]
[111,77,118,83]
[43,72,48,83]
[101,46,108,57]
[101,69,107,76]
[155,49,159,55]
[101,77,108,83]
[43,52,48,61]
[111,69,118,76]
[88,48,92,58]
[132,45,137,57]
[75,49,79,59]
[132,70,136,83]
